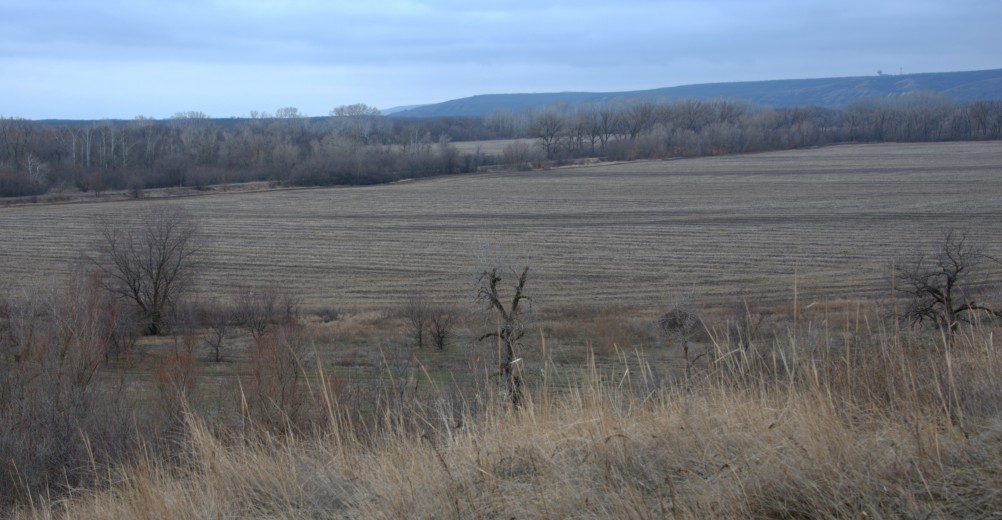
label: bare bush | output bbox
[895,229,1000,342]
[501,142,541,171]
[658,307,702,342]
[199,300,235,362]
[234,287,298,341]
[240,323,314,430]
[310,304,339,323]
[400,294,430,349]
[399,297,457,351]
[168,298,201,354]
[428,303,458,350]
[152,348,199,424]
[0,275,136,506]
[105,305,141,363]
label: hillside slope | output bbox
[393,68,1002,117]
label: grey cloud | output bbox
[1,0,999,119]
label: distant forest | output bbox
[2,94,1002,198]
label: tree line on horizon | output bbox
[2,93,1001,198]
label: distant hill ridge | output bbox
[390,68,1002,117]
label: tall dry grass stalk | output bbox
[13,309,1002,519]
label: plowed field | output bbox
[2,141,1000,308]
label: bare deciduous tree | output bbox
[895,229,1000,342]
[529,108,565,157]
[428,303,458,350]
[401,294,430,349]
[274,106,302,119]
[402,296,458,351]
[478,266,531,406]
[201,300,233,362]
[329,103,381,118]
[619,102,659,141]
[92,206,201,335]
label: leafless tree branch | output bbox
[91,206,201,335]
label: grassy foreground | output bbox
[14,307,1002,519]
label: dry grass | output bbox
[2,142,1001,309]
[14,309,1002,519]
[451,138,538,155]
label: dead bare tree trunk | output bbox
[659,306,704,385]
[477,266,531,407]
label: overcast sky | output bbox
[1,0,999,120]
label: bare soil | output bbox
[2,141,1000,309]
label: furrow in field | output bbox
[1,142,1000,308]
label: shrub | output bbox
[234,287,299,341]
[428,304,458,350]
[240,323,316,431]
[895,228,1001,342]
[152,349,200,424]
[0,275,137,506]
